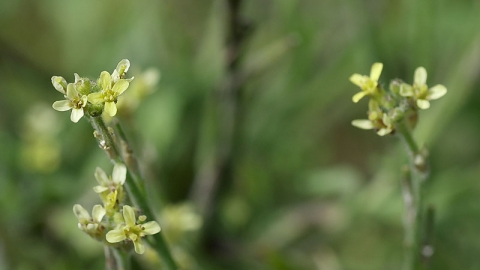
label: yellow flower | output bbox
[88,71,130,116]
[349,62,383,103]
[93,163,126,213]
[52,83,88,123]
[399,67,447,109]
[112,59,134,83]
[73,204,106,238]
[106,205,161,254]
[351,99,393,136]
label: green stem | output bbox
[397,122,427,270]
[87,115,178,270]
[112,248,131,270]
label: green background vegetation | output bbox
[1,0,480,269]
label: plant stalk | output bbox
[87,115,178,270]
[397,121,428,270]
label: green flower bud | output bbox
[73,73,92,96]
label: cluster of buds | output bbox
[51,59,134,122]
[349,63,447,136]
[73,163,161,254]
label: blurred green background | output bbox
[1,0,480,269]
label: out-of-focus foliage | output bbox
[1,0,480,269]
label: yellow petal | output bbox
[399,83,413,97]
[377,128,392,136]
[93,185,109,193]
[105,101,117,117]
[100,71,112,90]
[352,91,367,103]
[73,204,90,221]
[51,76,67,94]
[70,108,84,123]
[106,229,126,243]
[95,167,109,186]
[142,221,161,235]
[66,83,79,100]
[52,100,72,111]
[416,99,430,109]
[427,85,447,100]
[112,80,129,96]
[133,239,145,254]
[123,205,136,227]
[88,92,104,104]
[349,74,364,87]
[112,163,126,185]
[92,205,106,222]
[370,62,383,81]
[351,119,374,130]
[414,67,427,85]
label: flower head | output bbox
[106,205,161,254]
[399,67,447,109]
[349,62,383,103]
[73,204,106,239]
[88,71,130,116]
[93,163,126,213]
[52,83,88,123]
[351,99,394,136]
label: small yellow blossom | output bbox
[351,99,393,136]
[349,62,383,103]
[52,83,88,123]
[399,67,447,109]
[106,205,161,254]
[88,71,130,117]
[51,76,67,94]
[112,59,134,83]
[93,163,126,213]
[73,204,106,238]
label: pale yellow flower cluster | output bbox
[51,59,133,122]
[349,63,447,136]
[73,163,160,254]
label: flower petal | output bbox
[116,59,131,75]
[105,101,117,117]
[73,204,90,220]
[88,92,104,104]
[142,221,161,235]
[414,67,427,85]
[93,185,109,193]
[349,74,364,87]
[100,71,112,91]
[123,205,136,227]
[416,99,430,109]
[74,73,81,83]
[351,119,374,130]
[352,91,367,103]
[106,229,127,243]
[51,76,67,94]
[427,84,447,100]
[377,128,392,136]
[112,163,126,185]
[66,83,79,100]
[92,205,106,222]
[370,62,383,81]
[133,239,145,254]
[52,100,72,111]
[70,108,84,123]
[399,83,414,97]
[112,80,129,96]
[95,167,110,186]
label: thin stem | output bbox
[87,115,178,270]
[112,248,131,270]
[397,121,428,270]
